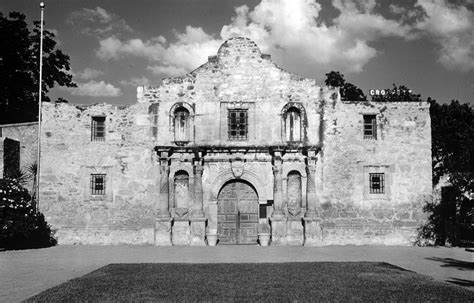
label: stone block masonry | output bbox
[40,37,432,246]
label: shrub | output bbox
[0,178,56,250]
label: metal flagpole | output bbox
[36,2,45,211]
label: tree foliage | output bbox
[417,99,474,246]
[0,12,75,124]
[324,71,367,101]
[0,178,57,249]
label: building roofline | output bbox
[0,121,38,128]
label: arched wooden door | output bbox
[217,180,259,244]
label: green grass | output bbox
[26,262,473,302]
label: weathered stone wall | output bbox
[40,102,159,244]
[319,100,432,245]
[39,37,432,246]
[138,37,329,147]
[0,122,38,191]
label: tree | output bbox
[371,84,422,101]
[417,99,474,246]
[0,12,75,124]
[324,71,367,101]
[0,178,57,249]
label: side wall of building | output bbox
[40,102,160,244]
[320,100,432,244]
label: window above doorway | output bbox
[228,109,248,141]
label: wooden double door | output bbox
[217,180,259,244]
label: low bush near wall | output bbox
[0,179,56,250]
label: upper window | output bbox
[174,107,190,142]
[91,174,106,195]
[369,173,384,194]
[363,115,377,140]
[285,107,302,142]
[91,116,105,141]
[228,109,248,140]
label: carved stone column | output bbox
[272,153,284,217]
[155,151,172,246]
[304,150,323,246]
[270,152,287,245]
[189,157,206,246]
[305,151,318,217]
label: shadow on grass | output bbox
[447,278,474,288]
[26,262,474,302]
[426,257,474,271]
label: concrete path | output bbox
[1,245,472,302]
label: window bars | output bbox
[228,109,248,140]
[369,173,385,194]
[363,115,377,140]
[91,116,105,141]
[91,174,106,195]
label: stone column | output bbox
[272,153,284,217]
[155,151,172,246]
[189,157,206,246]
[270,152,287,245]
[305,151,318,217]
[304,150,323,246]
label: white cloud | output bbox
[68,6,132,37]
[69,80,122,97]
[147,65,188,77]
[97,26,220,75]
[119,76,151,86]
[219,0,412,72]
[414,0,474,71]
[93,0,474,76]
[76,68,104,80]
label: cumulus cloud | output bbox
[69,80,122,97]
[414,0,474,71]
[219,0,413,72]
[147,65,188,77]
[68,6,133,37]
[76,67,104,80]
[119,76,151,86]
[93,0,473,76]
[97,26,220,74]
[96,0,414,75]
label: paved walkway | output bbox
[1,245,472,302]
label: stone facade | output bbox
[40,37,432,245]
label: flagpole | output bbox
[36,2,45,211]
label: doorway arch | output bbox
[217,179,259,244]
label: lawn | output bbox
[26,262,473,302]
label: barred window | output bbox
[369,173,384,194]
[363,115,377,140]
[91,174,106,195]
[91,116,105,141]
[228,109,248,140]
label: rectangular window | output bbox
[90,174,106,195]
[228,109,248,140]
[91,116,106,141]
[369,173,385,194]
[363,115,377,140]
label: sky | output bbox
[1,0,473,106]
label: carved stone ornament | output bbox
[287,207,302,217]
[231,160,245,178]
[174,207,189,218]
